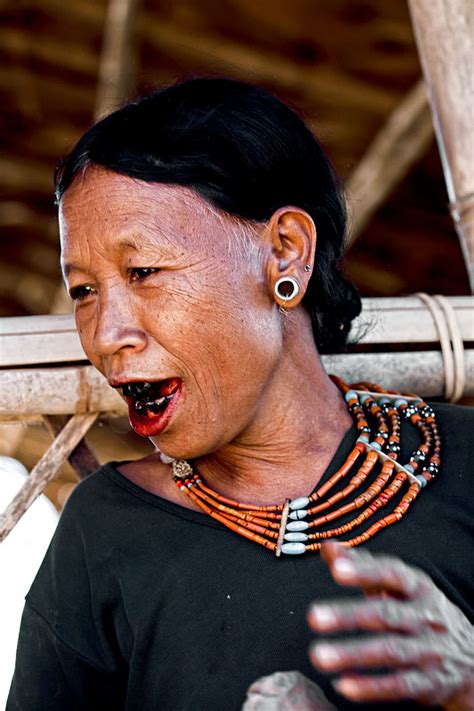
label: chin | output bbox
[150,427,231,462]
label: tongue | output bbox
[157,378,180,397]
[127,378,180,400]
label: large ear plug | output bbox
[274,276,300,302]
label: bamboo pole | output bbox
[346,81,434,244]
[408,0,474,290]
[0,366,125,417]
[0,413,97,542]
[3,0,142,514]
[1,348,473,418]
[44,415,100,480]
[51,0,142,315]
[2,297,472,367]
[94,0,140,120]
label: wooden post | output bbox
[94,0,141,120]
[0,413,98,542]
[346,81,433,244]
[408,0,474,290]
[51,0,142,315]
[44,415,100,480]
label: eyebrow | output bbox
[61,234,154,279]
[62,262,79,278]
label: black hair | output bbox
[55,77,361,352]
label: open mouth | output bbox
[122,378,180,416]
[120,377,182,436]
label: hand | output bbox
[307,541,474,710]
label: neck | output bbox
[194,314,353,505]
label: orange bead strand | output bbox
[172,377,441,556]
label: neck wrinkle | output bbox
[194,374,353,506]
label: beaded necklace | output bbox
[171,377,441,556]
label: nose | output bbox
[92,294,147,357]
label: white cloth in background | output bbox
[0,457,59,711]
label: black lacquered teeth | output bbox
[122,381,153,398]
[122,380,175,416]
[134,398,170,415]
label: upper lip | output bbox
[108,376,173,390]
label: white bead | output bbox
[281,542,306,555]
[284,532,308,542]
[289,497,309,510]
[160,453,176,464]
[344,390,358,402]
[288,510,308,520]
[286,520,309,532]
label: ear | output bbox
[264,207,317,308]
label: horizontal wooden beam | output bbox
[0,365,125,418]
[1,297,472,368]
[1,348,473,420]
[0,297,473,413]
[324,350,474,398]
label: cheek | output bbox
[161,288,281,405]
[74,311,102,369]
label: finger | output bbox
[320,540,345,567]
[320,541,433,599]
[309,634,443,673]
[333,670,439,703]
[307,598,447,634]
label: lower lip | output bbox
[127,385,182,437]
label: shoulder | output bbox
[26,463,131,601]
[421,402,474,506]
[430,402,474,473]
[59,459,150,522]
[431,400,474,432]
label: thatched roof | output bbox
[1,0,471,319]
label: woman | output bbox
[8,78,474,710]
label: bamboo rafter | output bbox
[346,80,434,244]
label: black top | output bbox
[7,403,474,711]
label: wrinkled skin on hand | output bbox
[242,670,336,711]
[308,541,474,709]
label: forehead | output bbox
[59,166,226,253]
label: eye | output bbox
[129,267,160,282]
[69,285,95,301]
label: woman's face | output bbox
[59,167,283,458]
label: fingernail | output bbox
[311,643,340,666]
[335,678,359,697]
[333,558,355,578]
[310,606,337,628]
